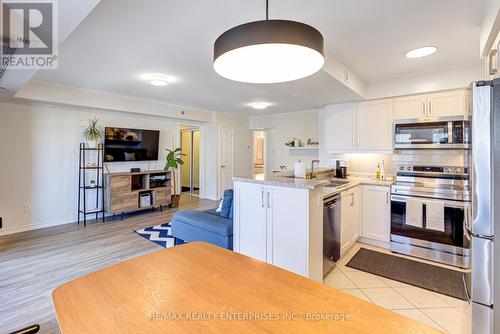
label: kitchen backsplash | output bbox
[326,150,468,177]
[327,153,395,176]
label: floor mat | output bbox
[346,248,469,300]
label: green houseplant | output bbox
[83,117,103,148]
[164,147,184,207]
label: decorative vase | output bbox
[87,140,98,149]
[170,194,181,208]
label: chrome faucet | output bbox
[310,160,320,179]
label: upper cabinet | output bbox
[325,99,393,153]
[325,103,356,152]
[324,88,469,153]
[394,94,427,119]
[357,99,393,151]
[394,89,469,120]
[426,90,469,117]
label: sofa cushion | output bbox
[172,210,233,236]
[220,189,233,218]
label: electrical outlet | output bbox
[24,203,32,214]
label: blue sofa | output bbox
[171,208,233,250]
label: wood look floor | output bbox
[0,195,217,334]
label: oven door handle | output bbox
[390,194,469,208]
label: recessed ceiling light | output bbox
[213,0,324,83]
[248,102,272,110]
[149,78,169,86]
[140,73,176,86]
[404,46,438,58]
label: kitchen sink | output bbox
[324,179,350,188]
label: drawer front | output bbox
[155,188,171,205]
[110,176,131,194]
[111,193,138,212]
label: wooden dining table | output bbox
[52,242,442,333]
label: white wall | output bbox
[0,99,185,235]
[249,110,320,171]
[0,98,250,235]
[16,81,214,122]
[480,0,500,56]
[365,61,484,99]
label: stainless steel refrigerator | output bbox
[471,81,499,334]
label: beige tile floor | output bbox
[323,243,471,334]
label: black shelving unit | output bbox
[78,143,105,226]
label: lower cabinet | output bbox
[234,181,309,277]
[361,185,391,243]
[235,182,267,262]
[340,186,360,257]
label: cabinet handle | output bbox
[267,191,271,208]
[261,191,264,208]
[422,101,426,116]
[428,101,431,116]
[351,193,354,206]
[386,192,389,204]
[357,136,360,148]
[489,49,498,75]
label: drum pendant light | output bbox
[213,0,324,83]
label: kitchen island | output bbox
[233,171,394,282]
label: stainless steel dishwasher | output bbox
[323,194,341,277]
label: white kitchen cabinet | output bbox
[234,182,267,262]
[394,89,469,120]
[394,94,428,120]
[427,90,469,117]
[357,99,394,151]
[340,186,360,257]
[325,99,393,153]
[234,181,310,277]
[325,103,356,152]
[268,186,308,275]
[361,185,390,243]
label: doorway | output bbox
[252,130,265,174]
[180,125,200,196]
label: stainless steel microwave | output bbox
[394,117,471,149]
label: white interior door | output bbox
[219,126,234,197]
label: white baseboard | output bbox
[357,237,390,250]
[0,216,75,237]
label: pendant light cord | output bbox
[266,0,269,20]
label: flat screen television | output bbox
[104,127,160,162]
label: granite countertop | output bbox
[233,170,395,192]
[319,175,395,198]
[232,174,330,190]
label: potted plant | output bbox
[164,147,184,208]
[83,117,103,149]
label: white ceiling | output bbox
[33,0,485,115]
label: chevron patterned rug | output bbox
[135,222,185,248]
